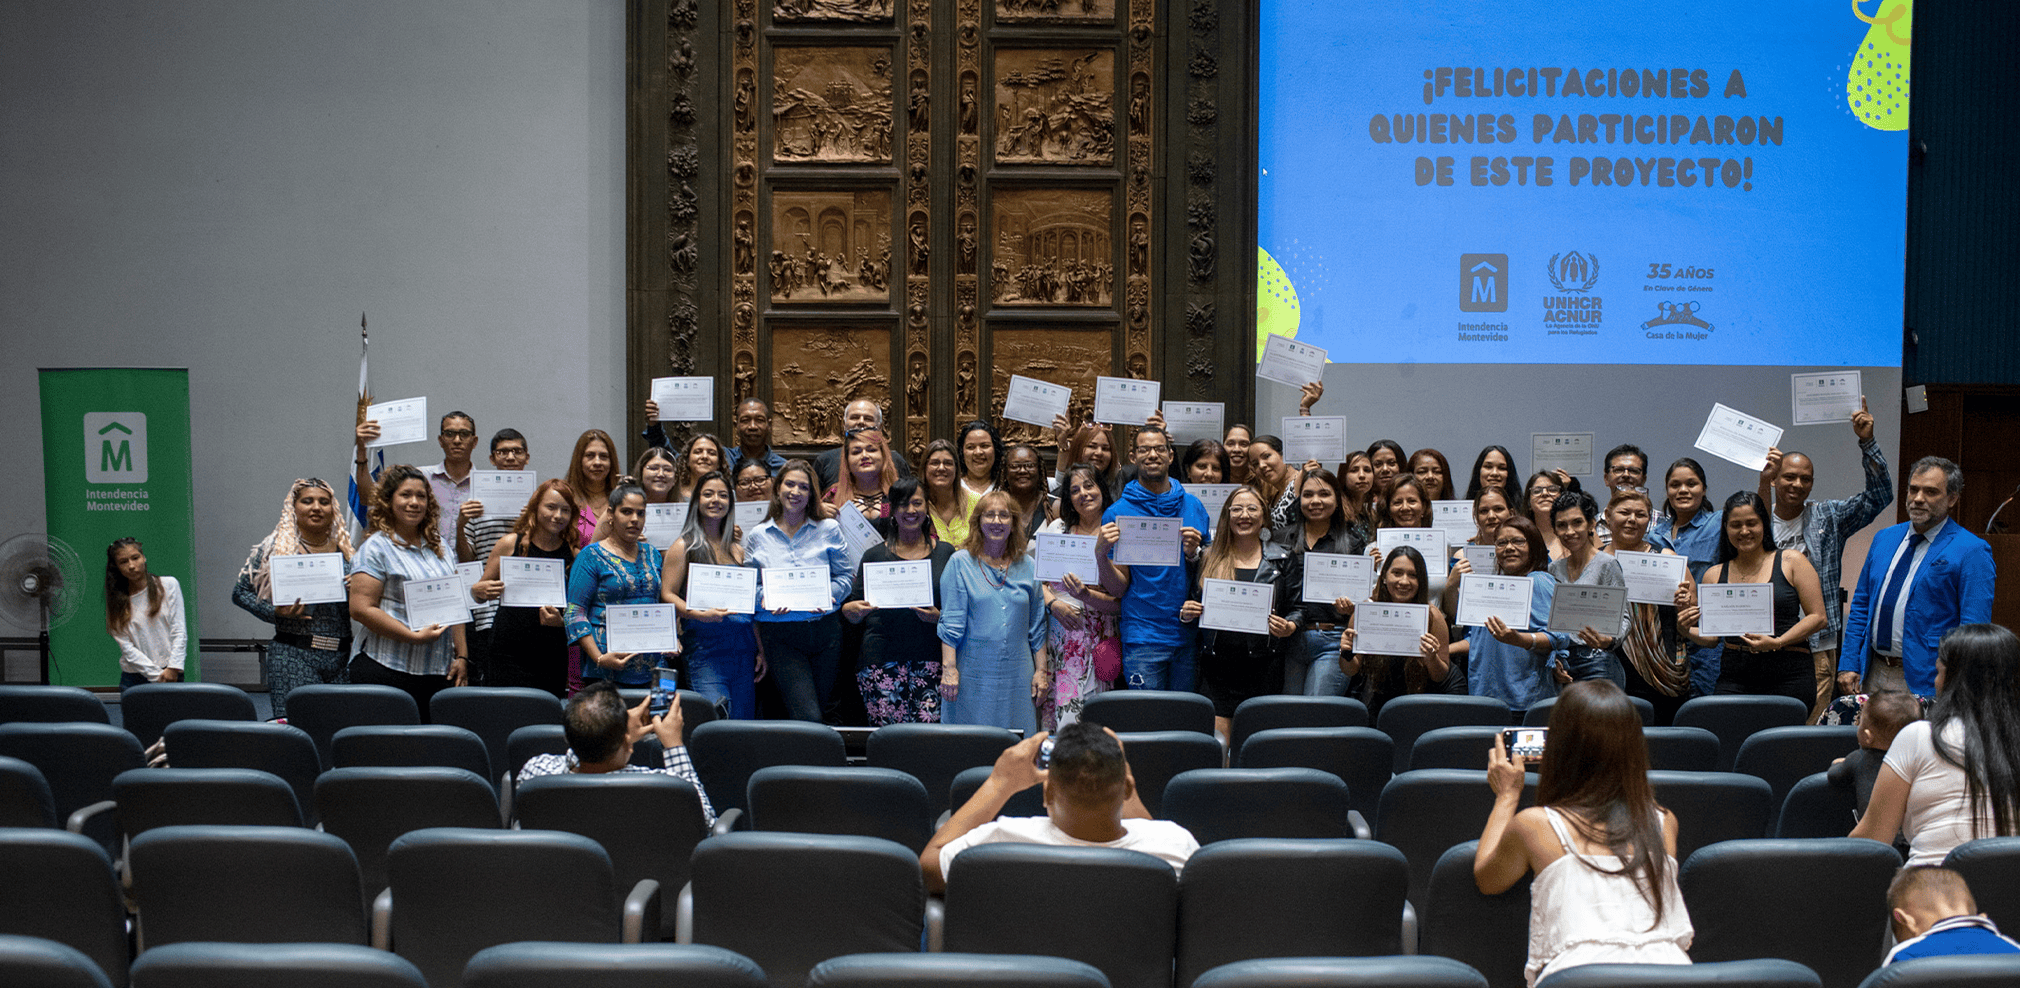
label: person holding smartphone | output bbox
[516,681,716,827]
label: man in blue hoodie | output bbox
[1097,424,1211,691]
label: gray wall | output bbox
[0,1,627,645]
[1260,364,1905,592]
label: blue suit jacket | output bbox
[1840,518,1996,693]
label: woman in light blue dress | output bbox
[938,491,1049,734]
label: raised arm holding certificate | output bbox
[863,560,936,609]
[1162,401,1224,445]
[403,574,472,630]
[1454,574,1533,629]
[1693,402,1784,471]
[499,557,568,608]
[1353,602,1430,656]
[1697,583,1774,636]
[686,564,758,614]
[1616,551,1688,605]
[762,565,832,612]
[1302,552,1374,605]
[268,553,347,605]
[1531,432,1594,477]
[1547,584,1626,636]
[1199,578,1273,635]
[1256,334,1327,388]
[1112,516,1183,567]
[470,470,536,519]
[1093,376,1160,426]
[605,604,678,653]
[1001,374,1072,428]
[1281,416,1348,464]
[365,397,428,448]
[1034,533,1099,584]
[650,376,715,421]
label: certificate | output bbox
[1698,583,1775,636]
[455,562,484,599]
[1530,432,1594,477]
[1693,403,1785,472]
[642,503,689,550]
[1431,500,1475,542]
[470,470,536,520]
[1162,401,1224,445]
[686,564,757,614]
[1547,584,1627,636]
[1302,552,1374,605]
[863,559,935,609]
[365,397,428,448]
[499,557,567,608]
[1281,416,1349,464]
[1112,515,1183,567]
[1200,578,1274,635]
[1093,376,1161,426]
[402,574,472,630]
[1001,374,1072,428]
[1188,484,1241,534]
[1034,533,1099,584]
[1353,602,1430,657]
[1459,544,1499,578]
[650,376,715,422]
[762,565,832,612]
[1453,574,1533,629]
[835,502,882,567]
[1256,334,1328,388]
[268,552,347,605]
[605,604,679,653]
[1376,528,1448,581]
[734,500,770,532]
[1616,550,1688,606]
[1790,370,1862,426]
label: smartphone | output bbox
[649,666,679,718]
[1035,736,1057,770]
[1501,727,1547,760]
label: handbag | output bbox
[1093,636,1123,683]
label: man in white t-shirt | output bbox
[921,722,1199,893]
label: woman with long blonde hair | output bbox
[1178,487,1296,738]
[826,427,899,518]
[231,478,357,718]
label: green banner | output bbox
[39,369,199,685]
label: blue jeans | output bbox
[759,615,842,723]
[1289,628,1345,696]
[1564,646,1626,689]
[118,670,150,691]
[1123,640,1197,692]
[685,626,758,720]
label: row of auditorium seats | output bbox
[6,823,2020,988]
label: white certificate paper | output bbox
[1616,551,1689,606]
[1112,515,1183,567]
[1459,544,1499,578]
[1302,552,1375,605]
[642,503,690,550]
[1162,401,1224,445]
[1431,500,1476,542]
[1454,574,1533,629]
[499,556,567,608]
[268,553,347,605]
[734,501,770,532]
[762,565,832,611]
[1698,582,1775,636]
[1790,370,1862,426]
[456,562,484,599]
[1281,416,1349,464]
[1530,432,1594,477]
[1256,334,1328,388]
[1377,528,1448,581]
[1200,578,1274,635]
[403,574,472,630]
[686,564,758,614]
[365,397,428,448]
[1093,376,1161,426]
[1354,602,1430,657]
[650,376,715,422]
[1547,584,1627,635]
[1188,484,1241,535]
[863,559,935,609]
[1694,403,1785,472]
[470,470,536,520]
[1034,533,1099,584]
[605,603,679,653]
[1001,374,1072,428]
[835,502,882,567]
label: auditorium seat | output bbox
[463,942,767,988]
[1237,726,1393,825]
[949,765,1046,819]
[0,934,113,988]
[1524,694,1653,727]
[1080,690,1216,735]
[315,766,501,896]
[943,843,1177,988]
[1162,767,1352,844]
[1378,770,1536,912]
[286,684,421,771]
[1732,726,1858,832]
[1115,731,1224,818]
[118,682,256,747]
[1855,954,2020,987]
[1419,841,1531,988]
[1672,695,1809,772]
[1680,838,1900,988]
[128,942,428,988]
[688,720,847,819]
[1645,771,1776,858]
[0,829,128,986]
[333,724,493,779]
[1191,956,1489,988]
[1227,695,1369,754]
[864,722,1018,818]
[1406,726,1504,772]
[1775,771,1855,839]
[689,832,925,988]
[746,765,934,854]
[160,719,321,825]
[1535,959,1821,987]
[1643,726,1721,772]
[0,755,57,828]
[429,687,564,787]
[127,824,367,947]
[0,685,110,725]
[102,767,302,840]
[514,771,710,941]
[1942,836,2020,934]
[0,722,145,852]
[809,952,1110,988]
[1176,838,1409,987]
[1376,695,1511,775]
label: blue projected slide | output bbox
[1257,0,1910,368]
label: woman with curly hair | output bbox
[348,464,469,715]
[232,478,357,718]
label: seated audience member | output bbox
[1883,866,2020,966]
[1828,689,1921,818]
[920,723,1200,893]
[517,681,717,826]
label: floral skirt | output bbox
[857,659,943,726]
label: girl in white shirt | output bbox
[105,537,187,689]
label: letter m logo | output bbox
[1460,253,1509,312]
[85,413,148,483]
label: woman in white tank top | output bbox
[1474,679,1694,986]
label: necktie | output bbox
[1872,531,1925,655]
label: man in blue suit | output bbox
[1840,457,1996,696]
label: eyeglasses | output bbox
[1134,445,1173,457]
[1528,485,1562,496]
[1607,465,1645,477]
[493,446,528,458]
[1494,537,1528,548]
[440,429,476,440]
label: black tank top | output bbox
[1713,551,1803,646]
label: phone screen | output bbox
[1502,727,1547,759]
[650,666,678,717]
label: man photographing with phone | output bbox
[517,680,717,827]
[920,721,1199,893]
